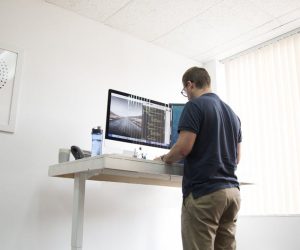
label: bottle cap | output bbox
[92,126,103,134]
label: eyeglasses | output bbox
[181,88,187,97]
[181,82,189,97]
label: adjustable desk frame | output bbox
[48,154,183,250]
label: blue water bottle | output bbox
[91,126,103,156]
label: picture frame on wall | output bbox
[0,43,23,133]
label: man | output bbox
[157,67,241,250]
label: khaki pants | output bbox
[181,188,241,250]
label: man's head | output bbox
[181,67,211,100]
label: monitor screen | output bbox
[169,103,185,148]
[105,89,172,148]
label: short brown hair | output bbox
[182,67,211,89]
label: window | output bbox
[224,31,300,214]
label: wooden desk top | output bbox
[49,154,184,187]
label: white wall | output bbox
[1,1,299,249]
[0,1,196,250]
[237,216,300,250]
[204,59,227,100]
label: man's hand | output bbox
[153,155,165,162]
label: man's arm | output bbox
[237,143,241,164]
[161,131,196,164]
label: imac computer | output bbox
[105,89,185,149]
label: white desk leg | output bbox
[71,173,86,250]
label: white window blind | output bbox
[224,32,300,215]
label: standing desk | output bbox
[49,154,252,250]
[48,154,184,250]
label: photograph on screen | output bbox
[109,95,143,139]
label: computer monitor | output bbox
[169,103,185,148]
[105,89,172,148]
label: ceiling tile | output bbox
[155,0,273,59]
[249,0,300,18]
[277,7,300,25]
[46,0,131,21]
[104,0,223,41]
[154,19,220,58]
[193,18,288,62]
[198,0,273,39]
[225,0,273,27]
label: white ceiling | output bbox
[46,0,300,63]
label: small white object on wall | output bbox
[0,43,23,133]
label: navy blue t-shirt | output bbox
[178,93,242,199]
